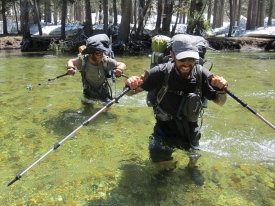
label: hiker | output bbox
[67,39,126,103]
[125,34,228,185]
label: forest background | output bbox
[0,0,275,51]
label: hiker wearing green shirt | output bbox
[67,39,126,103]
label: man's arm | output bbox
[213,91,227,106]
[67,58,78,75]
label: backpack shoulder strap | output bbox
[195,64,202,98]
[81,54,89,70]
[156,61,172,104]
[103,58,108,70]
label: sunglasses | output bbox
[178,58,196,62]
[93,52,103,56]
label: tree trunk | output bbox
[117,0,132,43]
[1,0,8,34]
[109,5,113,23]
[130,1,134,24]
[33,0,42,35]
[103,0,108,34]
[189,0,196,19]
[84,0,93,37]
[98,1,102,24]
[213,0,225,28]
[68,4,74,23]
[258,0,266,27]
[267,0,274,26]
[61,0,67,40]
[237,0,242,26]
[212,0,218,29]
[162,0,173,35]
[155,0,162,30]
[171,9,179,36]
[232,0,237,26]
[21,0,31,51]
[182,13,186,24]
[53,0,58,25]
[250,0,258,29]
[207,0,212,22]
[136,0,152,39]
[44,0,51,23]
[113,0,118,25]
[246,0,258,30]
[75,1,83,23]
[131,0,137,38]
[13,0,20,33]
[246,0,252,29]
[219,0,225,27]
[21,0,31,39]
[228,0,233,37]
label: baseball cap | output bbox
[81,39,107,55]
[170,34,199,60]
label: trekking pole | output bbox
[225,88,275,131]
[47,72,69,82]
[8,86,130,187]
[121,74,129,78]
[26,69,75,91]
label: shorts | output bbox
[83,84,111,102]
[148,124,201,163]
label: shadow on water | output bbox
[83,154,275,206]
[85,161,205,206]
[42,103,119,137]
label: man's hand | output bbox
[114,68,123,77]
[126,76,143,90]
[211,75,228,90]
[67,67,76,76]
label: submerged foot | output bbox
[154,169,171,181]
[81,98,94,105]
[187,166,205,186]
[154,161,178,181]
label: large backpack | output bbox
[146,34,210,107]
[150,35,172,68]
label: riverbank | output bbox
[1,34,275,51]
[0,34,22,50]
[206,36,275,51]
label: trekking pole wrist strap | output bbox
[67,66,76,74]
[67,66,75,70]
[216,90,226,95]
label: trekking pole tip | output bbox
[7,175,21,187]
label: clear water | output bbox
[1,50,275,205]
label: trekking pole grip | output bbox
[116,86,130,100]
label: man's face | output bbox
[171,51,196,78]
[89,51,104,63]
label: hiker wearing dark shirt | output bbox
[125,34,228,185]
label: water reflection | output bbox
[1,50,275,205]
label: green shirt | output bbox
[75,56,117,89]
